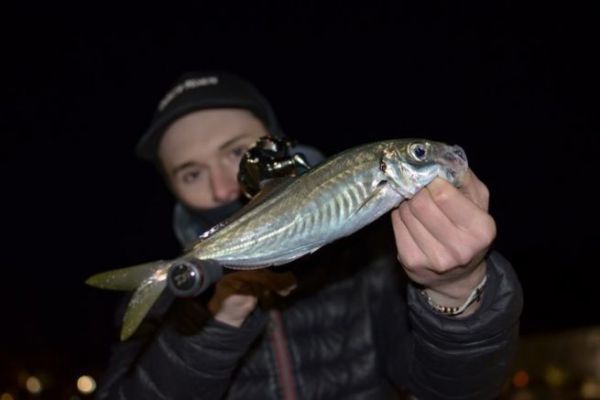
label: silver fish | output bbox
[86,139,468,340]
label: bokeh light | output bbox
[77,375,96,394]
[512,370,529,388]
[25,375,42,394]
[581,378,600,399]
[544,365,568,388]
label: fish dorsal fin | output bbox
[249,177,294,203]
[226,177,295,221]
[185,177,295,252]
[184,221,227,252]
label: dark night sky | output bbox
[1,1,598,389]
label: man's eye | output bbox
[181,170,202,184]
[231,146,247,158]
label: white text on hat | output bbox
[158,76,219,111]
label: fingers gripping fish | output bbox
[86,139,468,340]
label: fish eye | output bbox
[409,142,428,162]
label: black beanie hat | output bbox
[135,71,284,160]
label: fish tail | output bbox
[86,260,173,341]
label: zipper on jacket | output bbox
[269,309,298,400]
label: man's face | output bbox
[158,108,269,209]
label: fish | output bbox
[86,138,468,340]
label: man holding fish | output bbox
[93,72,522,399]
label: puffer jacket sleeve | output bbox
[95,293,268,400]
[375,251,523,400]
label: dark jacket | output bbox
[95,221,522,400]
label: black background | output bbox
[1,1,598,389]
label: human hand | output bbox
[391,169,496,315]
[208,270,297,327]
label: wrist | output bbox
[421,260,488,317]
[421,275,486,317]
[425,259,487,300]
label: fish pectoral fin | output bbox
[354,180,388,215]
[121,276,168,341]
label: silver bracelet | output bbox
[420,275,487,316]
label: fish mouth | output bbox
[439,145,469,185]
[449,145,467,163]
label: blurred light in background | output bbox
[25,375,42,394]
[581,378,600,399]
[0,393,15,400]
[77,375,96,394]
[513,370,529,388]
[502,326,600,399]
[544,364,568,388]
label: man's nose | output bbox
[210,167,239,203]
